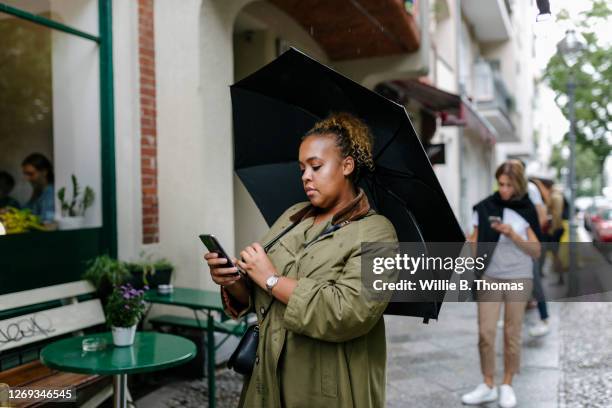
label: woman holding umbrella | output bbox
[205,113,398,407]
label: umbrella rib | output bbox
[372,178,426,244]
[372,178,441,320]
[374,168,456,210]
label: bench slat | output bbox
[0,361,106,408]
[0,360,99,388]
[0,361,55,386]
[0,299,105,352]
[0,281,95,312]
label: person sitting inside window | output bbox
[22,153,55,223]
[0,171,20,209]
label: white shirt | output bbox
[528,182,544,207]
[472,208,533,279]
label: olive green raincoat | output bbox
[222,189,398,407]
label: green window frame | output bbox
[0,1,117,294]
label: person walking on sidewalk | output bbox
[527,177,550,337]
[205,113,398,408]
[462,160,541,408]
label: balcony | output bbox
[461,0,512,42]
[473,59,517,142]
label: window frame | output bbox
[0,1,117,294]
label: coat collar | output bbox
[289,188,372,226]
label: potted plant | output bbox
[105,284,147,347]
[57,174,95,230]
[126,253,174,289]
[83,255,131,306]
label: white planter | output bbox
[58,216,85,230]
[111,325,136,347]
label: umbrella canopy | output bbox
[231,48,465,320]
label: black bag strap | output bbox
[257,218,355,323]
[262,221,300,252]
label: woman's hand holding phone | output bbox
[204,252,242,287]
[491,222,514,237]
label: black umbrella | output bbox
[231,48,465,321]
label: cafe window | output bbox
[0,1,116,293]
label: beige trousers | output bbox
[476,277,533,377]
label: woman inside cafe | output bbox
[22,153,55,224]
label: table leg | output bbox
[207,312,216,408]
[113,374,128,408]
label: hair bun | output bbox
[304,112,375,181]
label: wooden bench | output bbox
[0,281,113,407]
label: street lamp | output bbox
[536,0,551,22]
[556,29,586,296]
[557,29,585,66]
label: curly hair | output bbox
[303,112,375,182]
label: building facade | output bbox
[0,0,537,294]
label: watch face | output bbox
[266,276,278,288]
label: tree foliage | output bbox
[544,0,611,194]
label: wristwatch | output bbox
[265,275,280,295]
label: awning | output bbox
[380,79,497,145]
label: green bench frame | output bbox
[149,312,248,365]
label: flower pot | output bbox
[128,267,173,289]
[58,216,85,230]
[111,325,136,347]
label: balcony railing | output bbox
[472,59,516,141]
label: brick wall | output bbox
[138,0,159,244]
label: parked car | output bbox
[592,207,612,243]
[584,196,610,231]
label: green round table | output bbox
[40,332,196,408]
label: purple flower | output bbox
[123,293,130,299]
[143,285,150,291]
[124,304,130,309]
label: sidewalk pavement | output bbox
[385,302,560,408]
[137,224,612,407]
[136,300,561,408]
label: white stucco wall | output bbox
[113,0,143,261]
[154,0,259,290]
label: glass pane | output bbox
[0,0,99,37]
[0,11,102,234]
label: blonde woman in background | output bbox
[463,160,541,408]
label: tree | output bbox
[544,0,611,195]
[550,143,602,196]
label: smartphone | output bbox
[488,216,502,225]
[199,234,240,276]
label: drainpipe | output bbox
[455,0,468,233]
